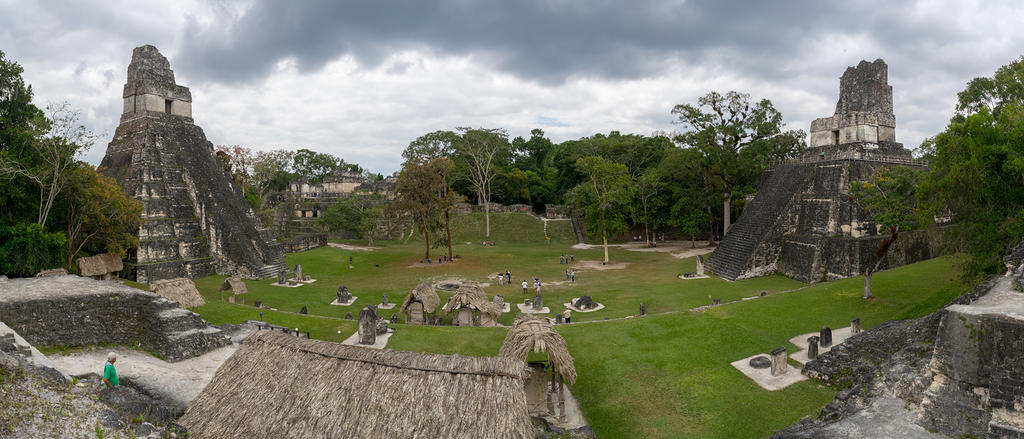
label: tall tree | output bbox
[955,55,1024,119]
[319,194,384,247]
[60,164,143,267]
[0,49,46,224]
[404,131,459,259]
[849,165,924,299]
[0,102,95,227]
[672,91,802,235]
[633,170,665,244]
[456,127,509,238]
[568,156,633,263]
[394,158,451,259]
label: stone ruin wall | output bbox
[0,276,228,361]
[776,262,1024,438]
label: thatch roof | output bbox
[442,284,502,318]
[179,331,534,439]
[499,316,577,384]
[149,278,205,308]
[398,281,441,314]
[219,277,248,295]
[76,253,123,277]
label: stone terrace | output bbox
[0,275,228,361]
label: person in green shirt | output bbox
[103,352,119,387]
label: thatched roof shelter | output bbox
[219,277,248,295]
[76,253,123,277]
[500,316,577,384]
[149,278,205,308]
[179,330,535,439]
[442,284,502,318]
[398,281,440,314]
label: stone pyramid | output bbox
[100,45,285,283]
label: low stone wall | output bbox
[0,276,228,362]
[282,234,326,253]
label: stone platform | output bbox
[731,353,807,391]
[517,304,551,314]
[330,297,358,306]
[0,275,229,362]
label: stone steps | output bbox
[706,163,813,280]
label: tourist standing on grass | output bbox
[571,270,576,282]
[522,280,528,294]
[506,271,511,284]
[103,352,119,387]
[563,308,571,324]
[565,269,570,281]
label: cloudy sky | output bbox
[2,0,1022,174]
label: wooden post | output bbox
[558,374,566,422]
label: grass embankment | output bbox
[186,211,965,438]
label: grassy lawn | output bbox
[185,212,965,438]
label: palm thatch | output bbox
[219,277,248,295]
[76,253,123,277]
[398,281,440,314]
[179,330,534,439]
[500,316,577,384]
[442,284,502,318]
[149,278,205,308]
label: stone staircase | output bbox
[252,262,287,280]
[571,218,586,244]
[705,163,813,280]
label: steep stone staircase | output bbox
[705,163,813,280]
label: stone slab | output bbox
[517,303,551,314]
[677,274,710,280]
[731,353,807,391]
[790,326,855,364]
[329,297,358,306]
[271,282,303,288]
[562,298,606,313]
[289,278,317,284]
[341,329,394,349]
[377,303,396,310]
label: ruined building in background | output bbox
[100,45,285,283]
[705,59,940,283]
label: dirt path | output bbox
[48,326,258,409]
[571,240,715,259]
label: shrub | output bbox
[0,221,67,277]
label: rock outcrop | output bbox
[100,45,285,283]
[706,59,939,282]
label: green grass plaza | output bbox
[181,213,964,439]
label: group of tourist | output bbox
[558,254,575,264]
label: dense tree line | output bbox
[394,92,807,258]
[0,51,141,276]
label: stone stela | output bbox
[770,347,788,377]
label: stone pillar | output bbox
[851,318,861,334]
[532,292,543,310]
[345,312,353,320]
[358,306,377,345]
[820,326,833,348]
[277,270,286,285]
[381,293,389,306]
[696,255,704,276]
[299,306,307,314]
[640,303,647,315]
[555,313,564,324]
[294,264,302,280]
[254,300,262,308]
[807,336,819,360]
[770,347,788,376]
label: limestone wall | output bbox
[0,276,228,361]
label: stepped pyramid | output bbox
[705,59,940,282]
[100,45,285,283]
